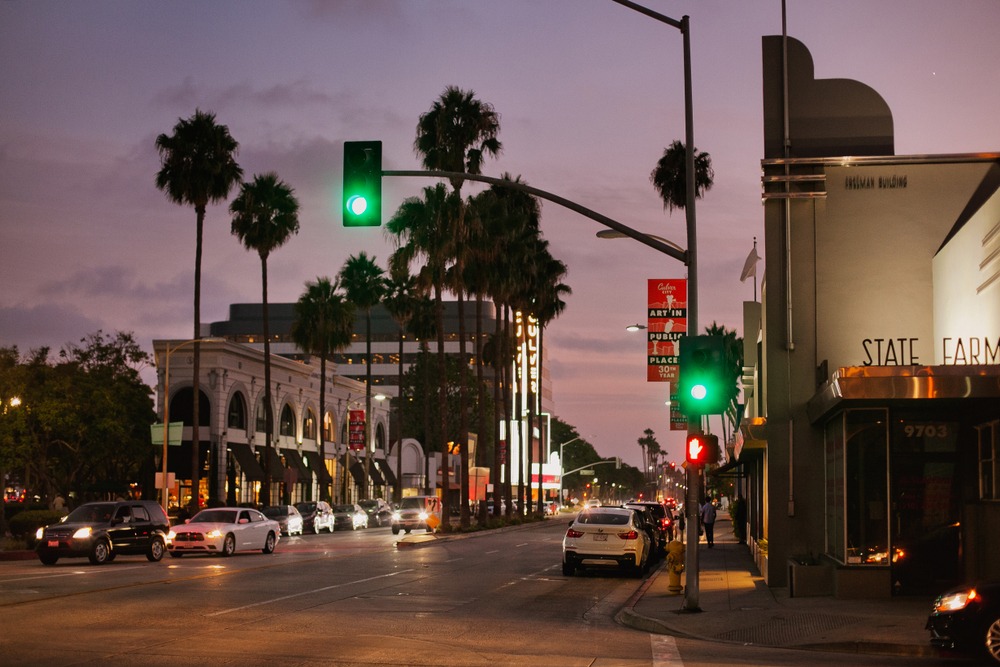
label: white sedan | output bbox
[562,506,650,577]
[167,507,280,557]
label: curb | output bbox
[0,550,37,561]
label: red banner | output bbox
[348,409,366,451]
[647,279,687,382]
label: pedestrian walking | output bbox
[700,498,717,548]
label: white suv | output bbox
[562,507,650,577]
[391,495,441,535]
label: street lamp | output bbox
[625,323,647,332]
[596,230,685,255]
[610,0,703,612]
[374,392,401,504]
[157,338,224,512]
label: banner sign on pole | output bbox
[348,409,366,451]
[150,422,184,446]
[647,278,687,382]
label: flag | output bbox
[740,246,760,282]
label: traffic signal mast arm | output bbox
[383,169,688,265]
[562,457,621,476]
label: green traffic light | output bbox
[346,195,368,216]
[690,384,708,401]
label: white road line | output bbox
[651,634,684,667]
[206,568,414,617]
[0,565,147,584]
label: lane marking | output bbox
[0,565,147,584]
[651,634,684,667]
[207,568,416,616]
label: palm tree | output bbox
[381,263,421,504]
[650,140,714,213]
[230,172,300,506]
[338,252,386,500]
[415,86,502,528]
[704,322,743,445]
[291,277,355,503]
[155,109,242,510]
[387,184,458,507]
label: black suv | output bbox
[35,500,170,565]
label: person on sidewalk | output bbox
[700,498,717,548]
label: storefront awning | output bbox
[281,448,312,483]
[734,418,767,460]
[349,462,366,487]
[302,450,333,485]
[374,457,396,487]
[229,443,265,481]
[256,446,287,482]
[807,365,1000,424]
[708,458,743,478]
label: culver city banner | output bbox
[647,278,687,382]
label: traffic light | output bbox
[343,140,382,227]
[685,433,719,467]
[678,335,729,416]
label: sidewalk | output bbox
[618,512,938,658]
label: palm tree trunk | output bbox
[363,307,372,500]
[319,353,328,502]
[502,304,513,516]
[491,301,503,517]
[456,287,470,528]
[190,205,204,513]
[434,279,450,524]
[262,255,273,507]
[475,295,487,521]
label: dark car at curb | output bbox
[927,580,1000,663]
[35,500,170,565]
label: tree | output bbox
[290,277,355,503]
[415,86,502,529]
[650,140,714,213]
[704,322,743,444]
[230,172,300,506]
[155,109,242,510]
[338,252,386,500]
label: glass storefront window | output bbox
[979,420,999,500]
[843,409,888,565]
[825,417,845,561]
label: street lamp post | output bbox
[557,435,582,504]
[157,338,223,513]
[612,0,703,612]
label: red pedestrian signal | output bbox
[685,433,719,466]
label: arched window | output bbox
[303,408,317,440]
[279,404,295,437]
[170,388,210,426]
[227,393,247,430]
[323,412,335,442]
[375,422,386,450]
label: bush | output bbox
[9,509,65,540]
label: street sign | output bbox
[579,469,595,476]
[150,422,183,446]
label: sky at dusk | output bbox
[3,1,1000,468]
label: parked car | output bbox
[359,498,393,527]
[621,503,664,561]
[624,500,674,548]
[391,495,441,535]
[332,504,369,531]
[262,504,304,536]
[294,500,335,534]
[562,506,650,578]
[927,580,1000,663]
[585,498,601,509]
[167,507,279,557]
[35,500,170,566]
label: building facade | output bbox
[735,36,1000,597]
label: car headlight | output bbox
[36,527,45,540]
[418,511,428,521]
[936,588,978,612]
[392,511,401,521]
[206,529,223,539]
[72,527,93,539]
[167,530,177,540]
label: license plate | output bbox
[594,534,607,541]
[48,540,59,547]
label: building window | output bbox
[255,396,267,433]
[323,412,335,443]
[280,404,295,437]
[303,409,317,441]
[979,420,999,500]
[227,393,247,430]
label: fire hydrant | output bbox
[666,539,685,594]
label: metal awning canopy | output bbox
[734,417,767,460]
[228,443,265,481]
[807,365,1000,424]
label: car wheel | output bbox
[391,525,400,535]
[313,523,321,535]
[404,528,411,534]
[262,532,276,554]
[985,617,1000,664]
[89,539,111,565]
[38,553,58,566]
[221,534,236,557]
[147,537,165,562]
[562,561,575,576]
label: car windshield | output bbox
[262,507,285,517]
[190,509,238,524]
[65,503,115,523]
[399,498,423,510]
[358,500,376,508]
[295,502,316,513]
[578,511,630,525]
[333,505,355,513]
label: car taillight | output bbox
[566,528,584,538]
[617,530,639,540]
[660,518,671,528]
